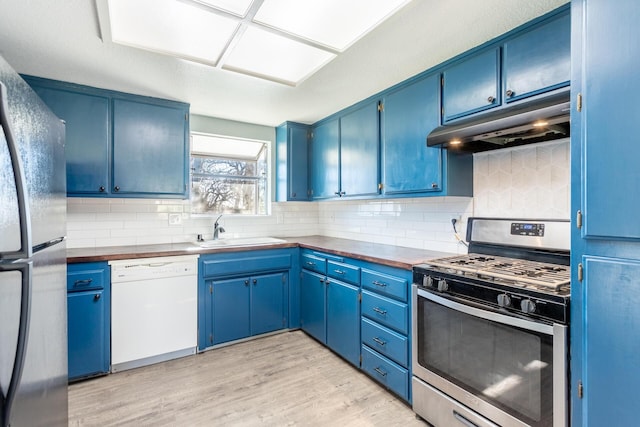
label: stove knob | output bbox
[521,299,537,314]
[423,275,434,288]
[497,294,512,307]
[437,279,449,292]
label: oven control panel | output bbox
[511,222,545,237]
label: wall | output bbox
[65,119,567,252]
[473,139,570,219]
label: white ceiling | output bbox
[0,0,567,127]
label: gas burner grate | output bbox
[426,254,570,290]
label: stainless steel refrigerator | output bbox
[0,55,67,426]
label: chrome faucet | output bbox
[213,214,225,240]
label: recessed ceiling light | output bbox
[223,26,336,85]
[108,0,239,65]
[253,0,411,51]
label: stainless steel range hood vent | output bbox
[427,91,570,153]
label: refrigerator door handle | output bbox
[0,82,32,261]
[0,262,32,427]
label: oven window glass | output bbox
[417,297,554,426]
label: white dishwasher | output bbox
[109,255,199,372]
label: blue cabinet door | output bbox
[579,257,640,426]
[275,122,309,201]
[30,86,110,195]
[339,101,380,197]
[300,270,326,343]
[326,279,360,367]
[442,48,500,121]
[212,277,250,344]
[503,12,570,103]
[310,118,339,199]
[67,290,107,380]
[251,273,286,335]
[382,75,442,194]
[112,98,188,196]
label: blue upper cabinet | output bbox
[276,122,309,201]
[112,98,188,196]
[382,74,442,194]
[442,48,500,122]
[24,76,190,199]
[339,101,380,198]
[310,118,340,199]
[503,12,570,103]
[26,80,110,195]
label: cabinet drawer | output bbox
[361,317,408,367]
[301,253,326,275]
[202,253,291,278]
[361,269,408,302]
[361,345,409,401]
[67,265,107,292]
[327,260,360,285]
[361,290,408,335]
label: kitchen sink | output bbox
[195,237,287,248]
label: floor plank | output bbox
[69,330,426,426]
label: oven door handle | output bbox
[416,288,554,335]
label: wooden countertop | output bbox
[67,236,454,270]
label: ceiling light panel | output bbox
[190,0,254,17]
[108,0,239,65]
[253,0,412,51]
[223,26,336,85]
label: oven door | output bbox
[411,285,567,427]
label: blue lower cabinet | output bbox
[361,290,408,335]
[361,345,409,401]
[326,279,360,367]
[212,277,251,344]
[199,249,293,350]
[361,317,408,367]
[251,272,287,336]
[300,269,327,343]
[67,261,110,381]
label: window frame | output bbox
[189,132,272,217]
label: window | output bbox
[190,132,269,215]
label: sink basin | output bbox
[196,237,287,248]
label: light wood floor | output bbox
[68,330,426,426]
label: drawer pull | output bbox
[374,367,387,377]
[94,293,101,301]
[372,307,387,315]
[333,269,345,275]
[373,337,386,346]
[306,261,316,267]
[73,278,93,287]
[372,280,387,287]
[453,410,478,427]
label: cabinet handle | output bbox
[114,186,120,192]
[431,182,439,189]
[487,96,495,103]
[319,279,325,283]
[506,89,515,98]
[333,269,345,275]
[374,367,387,377]
[244,280,249,286]
[73,278,93,287]
[253,279,257,285]
[306,261,316,267]
[94,293,101,301]
[334,191,346,197]
[99,186,105,193]
[373,337,386,346]
[372,280,387,288]
[372,307,387,315]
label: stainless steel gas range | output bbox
[412,218,570,427]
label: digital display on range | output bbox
[511,222,545,236]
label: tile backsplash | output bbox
[473,139,570,219]
[66,139,568,253]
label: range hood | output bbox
[427,91,570,153]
